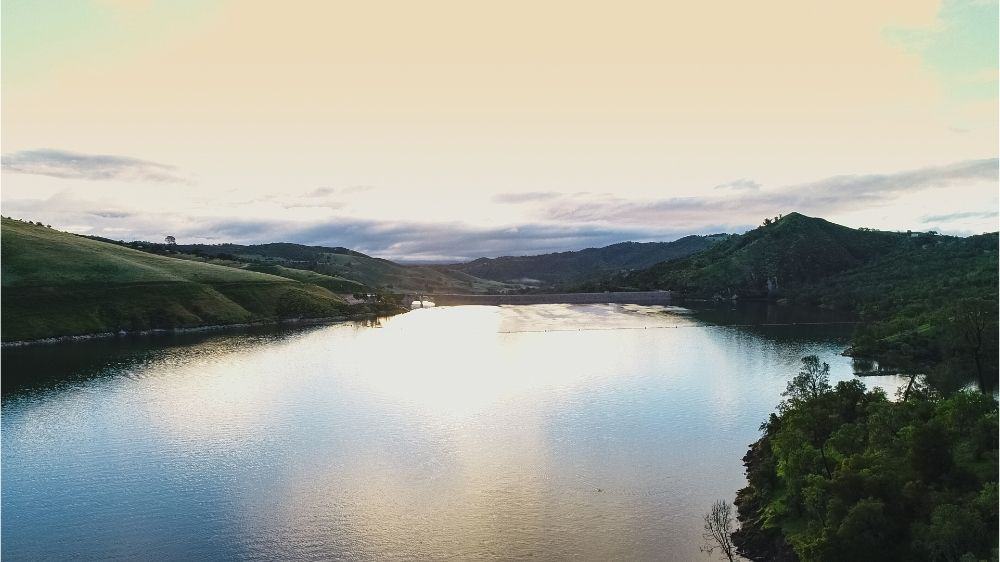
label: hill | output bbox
[240,263,366,294]
[625,213,906,296]
[166,242,512,294]
[621,212,998,376]
[447,235,727,286]
[1,219,383,342]
[175,242,369,260]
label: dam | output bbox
[405,290,673,306]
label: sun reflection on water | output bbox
[1,304,908,560]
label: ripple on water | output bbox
[1,304,907,560]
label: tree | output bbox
[702,499,738,561]
[781,355,831,405]
[164,235,177,245]
[781,356,835,478]
[734,371,998,561]
[953,302,998,392]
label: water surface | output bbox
[1,303,904,560]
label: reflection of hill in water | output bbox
[3,299,905,561]
[683,301,858,345]
[686,301,857,325]
[1,321,385,397]
[3,302,855,398]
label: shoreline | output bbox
[1,311,405,348]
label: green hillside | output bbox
[447,235,727,286]
[171,242,511,293]
[799,232,998,373]
[626,213,904,297]
[621,213,998,376]
[241,263,366,294]
[1,219,368,342]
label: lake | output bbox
[1,303,906,560]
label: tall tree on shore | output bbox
[953,301,997,392]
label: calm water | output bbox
[1,303,905,560]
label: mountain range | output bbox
[3,212,996,356]
[444,234,729,285]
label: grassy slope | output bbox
[2,219,355,341]
[240,263,367,293]
[449,235,724,285]
[310,253,510,293]
[176,242,511,293]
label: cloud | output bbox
[921,210,999,223]
[306,185,375,197]
[713,179,761,192]
[5,158,994,262]
[341,185,375,194]
[182,217,735,262]
[2,192,734,261]
[1,149,188,183]
[306,187,338,197]
[88,210,133,219]
[535,158,999,226]
[789,158,997,202]
[492,191,561,204]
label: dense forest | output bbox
[446,235,727,285]
[589,213,998,381]
[658,215,1000,561]
[730,357,997,561]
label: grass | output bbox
[235,263,366,293]
[256,251,511,293]
[171,242,513,293]
[1,219,357,341]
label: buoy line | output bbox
[496,321,862,334]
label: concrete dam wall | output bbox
[416,291,673,306]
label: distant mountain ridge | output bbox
[176,242,370,260]
[140,241,512,294]
[447,234,729,285]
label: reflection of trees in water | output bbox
[357,316,384,328]
[685,301,857,326]
[1,323,356,397]
[683,302,857,346]
[851,357,886,376]
[847,300,998,395]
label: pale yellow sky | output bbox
[2,0,997,259]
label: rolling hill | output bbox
[446,234,728,285]
[1,219,382,342]
[240,263,367,294]
[167,242,512,294]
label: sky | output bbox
[2,0,998,262]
